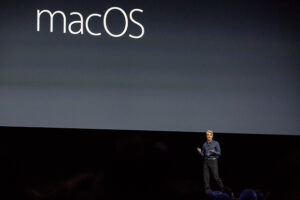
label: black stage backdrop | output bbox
[1,127,299,200]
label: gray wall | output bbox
[0,0,299,134]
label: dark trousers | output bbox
[203,159,224,190]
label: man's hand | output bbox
[197,147,202,153]
[209,149,215,153]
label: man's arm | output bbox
[201,143,205,156]
[197,144,205,156]
[213,142,221,156]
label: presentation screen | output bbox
[0,0,299,135]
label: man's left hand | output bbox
[210,149,215,153]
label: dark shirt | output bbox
[199,140,221,159]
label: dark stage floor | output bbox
[1,127,299,200]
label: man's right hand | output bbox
[197,147,201,153]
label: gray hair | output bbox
[206,130,214,135]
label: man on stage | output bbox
[197,130,224,191]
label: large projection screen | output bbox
[0,0,299,135]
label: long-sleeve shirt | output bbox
[199,140,221,159]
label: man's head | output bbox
[206,130,214,142]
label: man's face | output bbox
[206,132,213,141]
